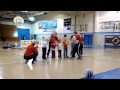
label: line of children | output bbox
[24,31,83,63]
[41,33,82,59]
[42,36,69,59]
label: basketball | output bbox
[85,68,93,77]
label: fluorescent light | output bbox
[34,12,44,16]
[28,16,35,21]
[21,11,28,12]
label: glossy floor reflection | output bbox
[0,47,120,79]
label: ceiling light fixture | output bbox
[28,16,35,21]
[33,11,50,16]
[34,12,44,16]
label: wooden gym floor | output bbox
[0,47,120,79]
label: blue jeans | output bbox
[64,48,68,57]
[70,44,75,56]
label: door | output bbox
[34,35,37,40]
[84,34,93,48]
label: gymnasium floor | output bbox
[0,47,120,79]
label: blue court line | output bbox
[81,68,120,79]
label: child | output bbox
[41,37,48,60]
[57,39,62,58]
[63,38,69,58]
[51,38,56,59]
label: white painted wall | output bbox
[76,12,94,33]
[31,12,95,35]
[31,12,75,40]
[96,11,120,32]
[94,11,120,48]
[31,11,95,44]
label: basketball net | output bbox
[13,16,24,25]
[16,21,22,26]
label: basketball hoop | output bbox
[13,16,24,25]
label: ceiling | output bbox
[0,11,94,24]
[53,11,94,16]
[0,11,50,23]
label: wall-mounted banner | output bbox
[105,35,120,47]
[38,20,57,30]
[64,18,71,26]
[100,21,120,30]
[20,40,42,48]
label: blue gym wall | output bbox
[17,28,30,40]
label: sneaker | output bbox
[43,58,47,60]
[77,56,82,59]
[77,57,80,59]
[70,56,75,58]
[47,55,49,58]
[66,56,69,58]
[80,56,82,59]
[25,60,28,64]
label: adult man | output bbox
[24,42,38,64]
[79,34,84,58]
[47,32,58,58]
[70,34,76,57]
[72,31,82,59]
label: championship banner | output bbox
[105,35,120,47]
[20,40,42,48]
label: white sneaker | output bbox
[27,59,33,70]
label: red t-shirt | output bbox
[63,40,68,48]
[24,45,37,56]
[50,34,58,43]
[51,42,56,49]
[75,34,82,43]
